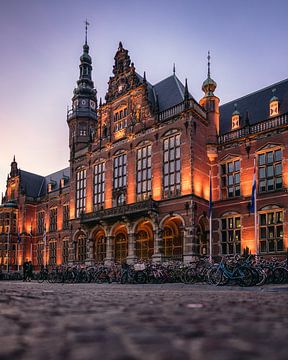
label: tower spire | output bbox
[207,51,211,79]
[85,19,89,45]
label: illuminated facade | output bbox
[1,37,288,269]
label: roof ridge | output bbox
[221,78,288,107]
[173,75,185,99]
[45,167,70,178]
[20,169,45,178]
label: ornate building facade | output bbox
[1,36,288,269]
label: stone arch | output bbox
[134,219,154,260]
[161,215,184,259]
[159,213,185,229]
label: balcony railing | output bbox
[218,113,288,144]
[80,198,158,223]
[158,99,206,122]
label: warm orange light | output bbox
[181,168,192,195]
[114,129,125,140]
[152,170,162,200]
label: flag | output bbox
[250,159,256,213]
[17,229,21,244]
[43,229,47,246]
[208,170,212,218]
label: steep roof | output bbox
[19,167,70,198]
[20,170,45,198]
[219,78,288,134]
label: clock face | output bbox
[81,99,87,106]
[90,100,96,109]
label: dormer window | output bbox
[48,181,56,193]
[270,90,279,117]
[231,104,240,130]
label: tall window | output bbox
[136,144,152,201]
[259,210,283,253]
[258,149,282,192]
[76,169,86,217]
[62,238,69,264]
[37,211,45,235]
[62,205,69,230]
[49,208,57,232]
[114,233,128,263]
[135,230,154,260]
[36,242,43,266]
[94,162,105,210]
[48,240,57,266]
[94,234,106,262]
[113,153,127,190]
[163,133,181,198]
[77,234,86,262]
[221,216,241,255]
[221,159,240,199]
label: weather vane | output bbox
[85,19,90,44]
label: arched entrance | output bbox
[93,228,106,263]
[135,220,154,260]
[113,225,128,263]
[162,216,183,259]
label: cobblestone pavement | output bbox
[0,282,287,360]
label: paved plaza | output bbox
[0,282,287,360]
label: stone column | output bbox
[152,224,163,263]
[127,231,137,264]
[85,237,94,265]
[104,235,114,265]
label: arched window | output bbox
[162,218,183,259]
[94,233,106,262]
[114,232,128,263]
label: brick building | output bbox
[1,36,287,269]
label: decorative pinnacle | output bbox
[13,155,15,162]
[234,103,237,110]
[207,51,211,79]
[173,63,176,75]
[85,19,90,45]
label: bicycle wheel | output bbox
[208,267,224,286]
[237,267,253,287]
[183,268,197,284]
[134,271,147,284]
[273,267,288,284]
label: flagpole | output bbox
[209,169,212,263]
[7,230,10,272]
[254,158,258,258]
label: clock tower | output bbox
[67,22,97,155]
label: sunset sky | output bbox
[1,0,288,195]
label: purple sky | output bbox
[1,0,288,195]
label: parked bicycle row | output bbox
[1,255,287,286]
